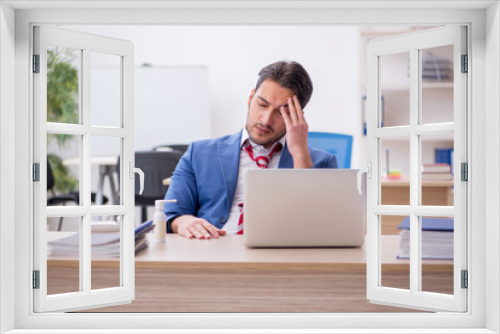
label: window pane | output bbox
[420,133,454,206]
[47,216,81,295]
[380,136,410,205]
[420,216,454,294]
[381,215,409,290]
[380,52,410,127]
[91,215,121,290]
[421,45,454,124]
[47,134,81,207]
[91,136,121,206]
[47,44,81,124]
[91,52,121,128]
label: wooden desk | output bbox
[381,177,454,234]
[47,234,453,313]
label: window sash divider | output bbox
[372,126,411,138]
[46,123,130,138]
[373,124,454,138]
[46,123,89,136]
[46,205,129,217]
[372,206,455,217]
[372,205,411,216]
[82,214,91,293]
[46,206,91,217]
[90,126,130,138]
[409,47,420,295]
[413,123,455,135]
[411,206,455,217]
[90,205,128,216]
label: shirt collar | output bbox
[241,128,286,152]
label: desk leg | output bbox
[105,166,117,205]
[95,166,106,206]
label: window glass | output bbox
[381,215,410,290]
[47,134,81,207]
[380,52,410,127]
[47,217,81,295]
[91,52,121,128]
[420,133,454,206]
[90,136,121,206]
[380,136,410,205]
[47,44,81,124]
[420,216,454,294]
[421,45,454,124]
[91,215,121,290]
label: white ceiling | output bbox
[4,0,497,10]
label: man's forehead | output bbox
[255,86,293,106]
[256,95,289,108]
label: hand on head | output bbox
[171,215,226,239]
[280,95,313,168]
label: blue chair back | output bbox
[307,132,353,169]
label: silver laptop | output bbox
[243,169,366,248]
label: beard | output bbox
[245,122,286,148]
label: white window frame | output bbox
[1,2,498,333]
[32,25,136,313]
[366,26,468,312]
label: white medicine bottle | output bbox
[152,199,176,243]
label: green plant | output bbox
[47,153,78,193]
[47,47,79,194]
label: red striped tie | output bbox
[243,141,283,169]
[237,203,244,235]
[237,141,283,235]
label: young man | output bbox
[164,61,338,239]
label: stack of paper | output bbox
[48,220,155,258]
[421,163,453,181]
[397,217,454,260]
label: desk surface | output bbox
[48,234,452,271]
[48,234,453,312]
[135,235,451,270]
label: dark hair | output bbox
[255,61,313,109]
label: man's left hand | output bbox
[280,95,313,168]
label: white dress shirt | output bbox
[222,129,286,234]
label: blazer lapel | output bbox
[218,130,243,210]
[278,142,294,168]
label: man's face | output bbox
[245,80,295,148]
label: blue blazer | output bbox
[164,130,338,232]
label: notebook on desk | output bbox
[243,169,366,248]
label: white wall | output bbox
[63,25,363,168]
[0,2,16,333]
[486,2,500,332]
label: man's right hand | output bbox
[171,215,226,239]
